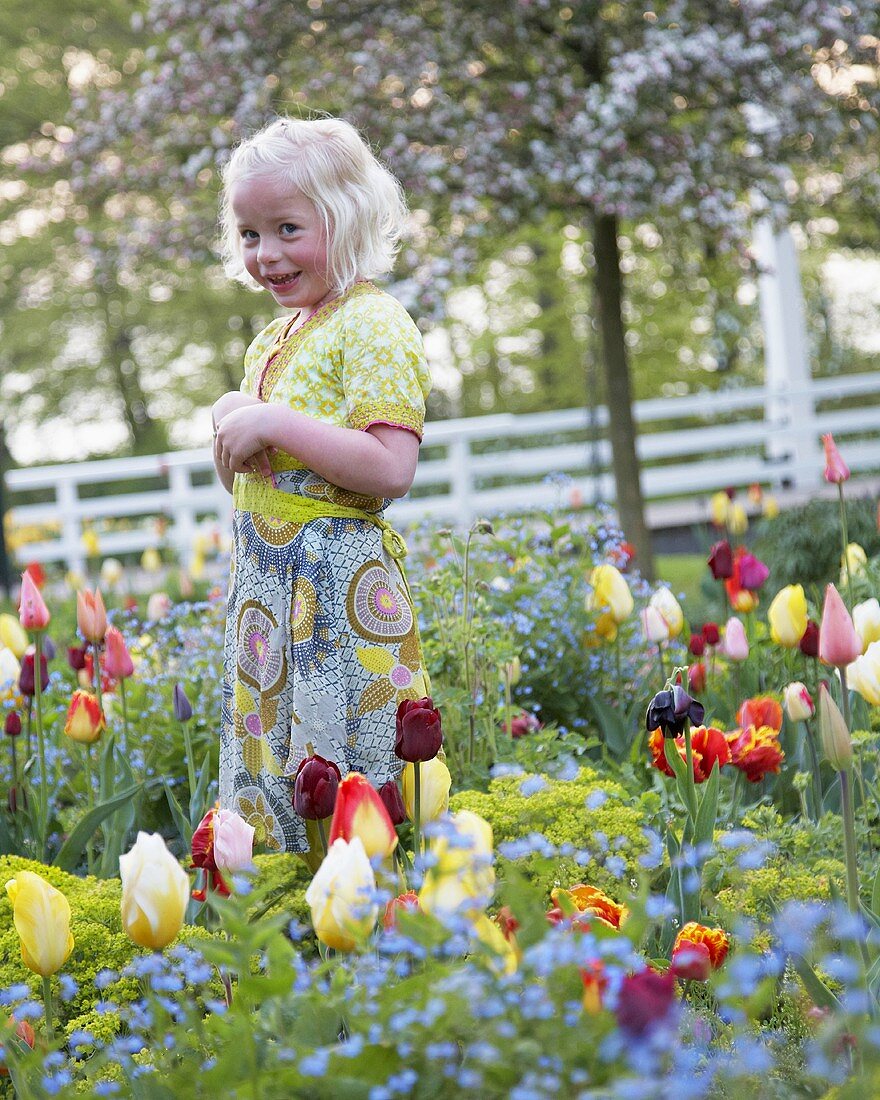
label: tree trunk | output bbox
[591,212,655,579]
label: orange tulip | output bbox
[18,571,50,632]
[103,626,134,680]
[63,690,105,744]
[672,921,730,980]
[550,884,628,929]
[77,588,107,644]
[328,772,398,861]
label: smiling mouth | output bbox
[266,272,301,289]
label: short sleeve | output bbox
[341,292,432,439]
[240,318,288,396]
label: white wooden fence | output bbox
[6,371,880,576]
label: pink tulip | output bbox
[737,552,769,591]
[212,809,256,872]
[822,434,850,484]
[818,584,861,667]
[18,571,50,632]
[722,617,749,662]
[103,627,134,680]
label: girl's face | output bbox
[231,174,335,313]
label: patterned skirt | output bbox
[219,469,427,853]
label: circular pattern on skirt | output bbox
[237,600,286,695]
[252,512,302,547]
[290,576,317,644]
[346,560,414,643]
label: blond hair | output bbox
[219,117,408,292]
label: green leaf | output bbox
[790,953,842,1011]
[0,809,15,856]
[189,749,214,829]
[53,782,143,873]
[872,859,880,919]
[694,761,721,847]
[589,694,629,757]
[164,779,193,851]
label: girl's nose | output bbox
[257,237,281,263]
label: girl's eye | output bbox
[280,223,299,235]
[240,229,258,241]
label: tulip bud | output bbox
[709,493,729,528]
[702,621,720,646]
[707,540,733,579]
[853,598,880,652]
[722,617,749,662]
[172,683,193,722]
[817,683,852,771]
[18,649,48,697]
[688,661,706,694]
[395,697,443,762]
[76,588,107,644]
[213,809,255,872]
[768,584,808,648]
[5,871,74,976]
[640,605,669,644]
[688,633,706,657]
[383,890,420,930]
[4,712,21,738]
[737,552,769,591]
[819,584,861,668]
[67,644,88,671]
[18,571,50,632]
[100,558,124,588]
[329,772,398,861]
[305,836,378,951]
[0,648,19,693]
[63,690,105,744]
[293,753,341,820]
[841,542,867,582]
[799,620,819,658]
[402,757,451,822]
[103,626,134,680]
[120,832,190,949]
[587,564,634,623]
[822,433,850,484]
[648,587,684,638]
[378,780,406,827]
[0,614,28,659]
[783,682,814,722]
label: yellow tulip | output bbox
[710,491,729,527]
[402,757,451,823]
[99,558,124,588]
[418,811,495,922]
[81,528,100,557]
[304,837,378,951]
[853,598,880,652]
[841,542,867,583]
[472,914,519,975]
[763,496,779,519]
[119,832,189,950]
[768,584,808,648]
[648,587,684,638]
[141,547,162,573]
[0,647,21,693]
[0,615,28,659]
[728,502,748,536]
[586,565,633,624]
[432,810,493,875]
[846,641,880,707]
[5,871,74,977]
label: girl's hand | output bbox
[215,405,276,476]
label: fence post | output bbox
[754,217,822,488]
[57,478,86,579]
[168,462,197,570]
[449,436,473,523]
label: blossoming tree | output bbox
[63,0,878,569]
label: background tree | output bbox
[59,0,878,576]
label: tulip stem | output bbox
[119,677,130,755]
[84,743,96,875]
[42,976,54,1042]
[412,762,421,861]
[802,719,824,821]
[682,722,699,824]
[316,817,328,858]
[839,769,862,918]
[838,483,854,612]
[34,633,49,862]
[656,642,666,684]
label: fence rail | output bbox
[6,372,880,576]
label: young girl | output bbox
[211,117,432,854]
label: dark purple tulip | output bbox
[800,620,819,658]
[645,686,705,739]
[4,712,22,737]
[172,683,193,722]
[293,754,341,820]
[18,651,49,697]
[67,644,88,671]
[707,540,733,580]
[394,698,443,762]
[378,780,406,826]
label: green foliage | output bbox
[753,495,880,592]
[451,767,656,900]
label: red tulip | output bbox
[4,713,22,738]
[702,622,720,647]
[293,753,341,821]
[191,805,231,900]
[819,584,861,668]
[67,644,88,671]
[23,562,46,589]
[18,571,50,632]
[394,697,442,762]
[328,772,397,860]
[103,626,134,680]
[688,661,706,694]
[18,649,48,697]
[382,890,420,930]
[822,433,850,484]
[63,690,105,744]
[688,633,705,657]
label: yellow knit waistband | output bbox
[232,475,408,561]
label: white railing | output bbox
[6,372,880,576]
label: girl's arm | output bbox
[211,392,274,493]
[214,404,420,499]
